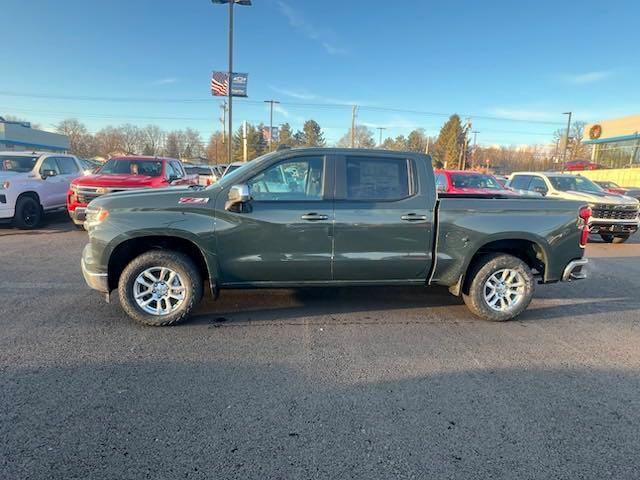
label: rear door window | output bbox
[509,175,532,190]
[56,156,79,174]
[345,157,411,201]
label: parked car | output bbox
[68,155,195,227]
[81,148,589,326]
[0,151,84,228]
[184,164,221,186]
[595,180,640,200]
[434,170,518,196]
[508,172,640,243]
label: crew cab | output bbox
[80,148,590,326]
[68,155,194,226]
[0,151,84,228]
[434,169,517,195]
[508,172,640,243]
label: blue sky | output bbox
[1,0,639,146]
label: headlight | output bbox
[84,206,109,227]
[1,181,9,190]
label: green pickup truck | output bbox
[81,148,589,326]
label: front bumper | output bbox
[562,258,588,282]
[81,257,109,293]
[589,220,638,235]
[69,206,87,225]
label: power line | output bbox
[0,90,567,126]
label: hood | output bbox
[73,174,159,187]
[0,170,28,180]
[88,185,202,210]
[556,189,638,205]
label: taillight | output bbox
[579,206,591,247]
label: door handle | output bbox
[301,213,329,221]
[401,213,428,222]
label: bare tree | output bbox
[95,126,125,157]
[55,118,95,157]
[141,125,165,156]
[337,125,376,148]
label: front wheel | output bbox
[600,233,630,243]
[14,196,43,229]
[462,254,535,322]
[118,250,203,326]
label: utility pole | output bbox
[425,136,430,154]
[219,101,227,142]
[263,99,280,151]
[351,105,358,148]
[472,130,479,168]
[561,111,572,172]
[377,127,386,147]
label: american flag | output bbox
[211,72,229,96]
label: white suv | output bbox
[0,151,84,229]
[508,172,640,243]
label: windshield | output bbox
[548,176,603,193]
[450,173,502,190]
[0,155,39,172]
[98,159,163,176]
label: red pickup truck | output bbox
[68,155,195,226]
[434,170,517,196]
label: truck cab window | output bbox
[346,157,410,200]
[248,157,324,201]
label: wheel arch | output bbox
[454,236,549,296]
[107,234,216,297]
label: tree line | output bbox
[51,115,589,172]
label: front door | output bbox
[332,153,435,281]
[216,155,334,284]
[38,156,67,208]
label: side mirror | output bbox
[168,175,179,183]
[41,169,57,179]
[533,186,548,196]
[225,184,252,212]
[436,184,446,193]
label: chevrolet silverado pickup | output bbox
[508,172,640,243]
[81,148,590,326]
[68,155,195,226]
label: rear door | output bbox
[332,153,436,281]
[215,154,334,284]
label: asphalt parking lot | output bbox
[2,212,640,480]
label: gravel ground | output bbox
[2,212,640,479]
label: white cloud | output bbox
[488,107,559,122]
[560,70,613,85]
[151,77,178,86]
[276,1,347,55]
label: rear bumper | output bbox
[562,258,588,282]
[81,257,109,293]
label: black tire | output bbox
[462,253,535,322]
[600,234,615,243]
[612,234,630,244]
[117,250,203,326]
[14,195,43,229]
[73,222,85,231]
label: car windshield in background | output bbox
[99,159,162,176]
[549,176,603,193]
[185,166,212,175]
[0,155,38,172]
[451,173,502,189]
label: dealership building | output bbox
[0,117,69,152]
[583,114,640,168]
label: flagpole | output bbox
[227,0,234,163]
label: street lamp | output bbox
[263,99,280,151]
[211,0,252,163]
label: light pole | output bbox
[377,127,386,147]
[212,0,252,162]
[264,99,280,151]
[561,111,572,172]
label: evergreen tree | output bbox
[233,123,268,161]
[435,114,464,168]
[407,129,428,153]
[277,122,294,148]
[293,130,305,147]
[301,119,325,147]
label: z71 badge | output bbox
[178,197,209,204]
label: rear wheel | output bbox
[612,234,630,244]
[600,234,614,243]
[118,250,203,326]
[462,253,535,322]
[14,196,43,229]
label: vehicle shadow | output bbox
[190,285,466,326]
[3,361,639,479]
[0,211,79,236]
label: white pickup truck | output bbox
[0,151,84,228]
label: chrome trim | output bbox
[562,258,588,282]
